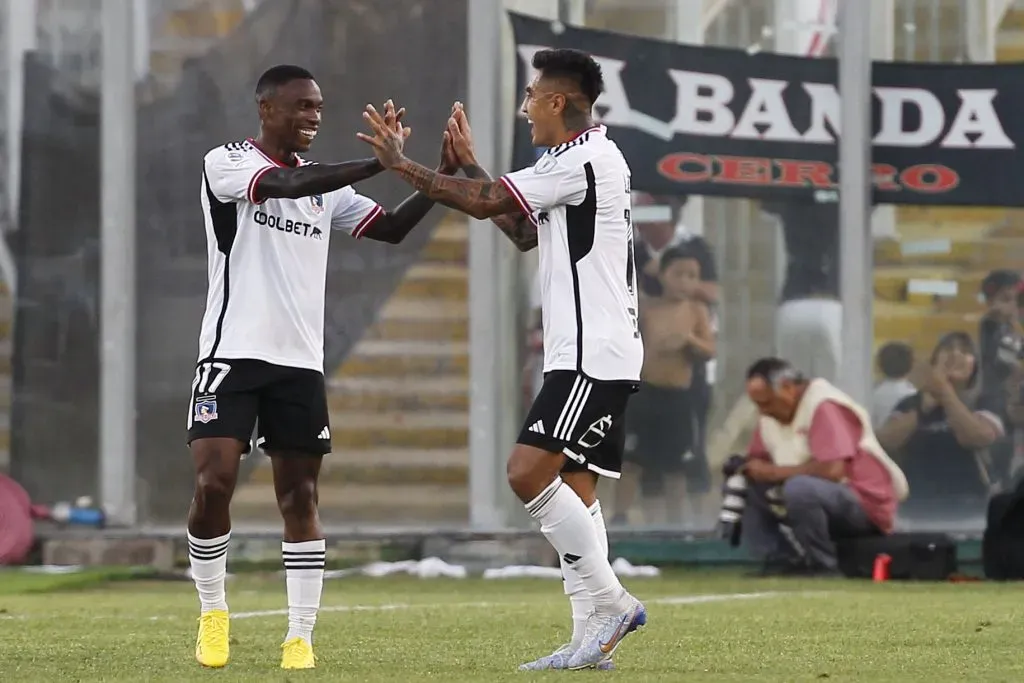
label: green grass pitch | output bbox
[1,569,1023,681]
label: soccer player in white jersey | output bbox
[186,65,457,670]
[359,49,646,671]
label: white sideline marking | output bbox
[230,591,789,621]
[0,590,810,622]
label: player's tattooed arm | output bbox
[392,158,520,219]
[461,164,538,252]
[254,159,385,201]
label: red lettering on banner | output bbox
[900,164,960,193]
[774,159,834,188]
[657,153,712,182]
[715,156,771,185]
[656,153,960,196]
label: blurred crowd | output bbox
[873,269,1024,525]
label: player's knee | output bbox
[277,479,318,520]
[506,445,560,500]
[194,469,234,504]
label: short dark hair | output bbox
[255,64,315,101]
[746,357,805,388]
[981,269,1022,302]
[876,342,913,379]
[660,245,699,273]
[532,48,604,106]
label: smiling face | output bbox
[519,73,567,148]
[258,78,323,154]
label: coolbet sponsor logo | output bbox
[254,210,323,239]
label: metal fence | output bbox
[0,0,1019,537]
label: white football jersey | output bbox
[197,139,383,372]
[500,126,643,382]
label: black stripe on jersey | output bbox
[202,171,239,359]
[565,162,598,372]
[549,131,594,158]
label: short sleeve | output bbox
[807,401,863,463]
[975,393,1007,437]
[499,155,588,220]
[892,393,921,415]
[330,185,383,238]
[204,146,276,205]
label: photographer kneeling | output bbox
[724,358,909,576]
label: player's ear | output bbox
[550,93,566,116]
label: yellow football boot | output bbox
[281,637,316,669]
[195,609,230,667]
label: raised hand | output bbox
[357,100,410,168]
[447,101,477,167]
[438,130,459,175]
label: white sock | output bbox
[526,479,628,615]
[188,531,230,613]
[282,539,326,644]
[563,500,610,647]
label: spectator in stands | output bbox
[741,357,907,576]
[978,269,1024,487]
[871,342,916,430]
[615,246,715,525]
[877,332,1003,522]
[761,200,841,383]
[612,193,719,525]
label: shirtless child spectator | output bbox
[616,246,716,524]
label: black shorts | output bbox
[624,382,711,492]
[186,358,331,456]
[517,371,636,479]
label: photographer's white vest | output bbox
[758,379,910,501]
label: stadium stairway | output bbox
[234,213,470,525]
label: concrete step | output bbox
[393,263,468,301]
[249,448,468,486]
[162,6,246,40]
[366,299,468,342]
[875,236,1024,268]
[327,376,468,412]
[1000,7,1024,32]
[895,206,1006,225]
[231,482,468,525]
[873,266,989,306]
[421,221,468,264]
[874,302,980,343]
[330,411,468,450]
[335,341,468,379]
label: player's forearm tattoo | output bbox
[257,158,384,200]
[461,163,538,252]
[393,158,520,220]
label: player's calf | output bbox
[187,438,244,667]
[272,454,326,652]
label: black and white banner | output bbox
[510,12,1023,207]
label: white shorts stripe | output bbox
[553,375,584,439]
[562,380,593,441]
[554,376,592,441]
